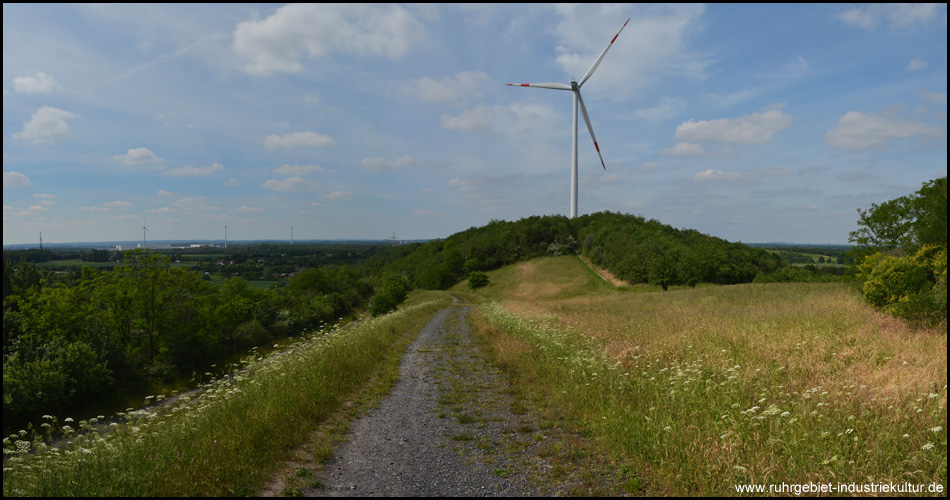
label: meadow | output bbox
[461,255,947,495]
[2,292,452,496]
[4,253,945,496]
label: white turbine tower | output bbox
[507,18,629,219]
[141,220,149,250]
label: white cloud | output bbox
[102,201,134,210]
[233,206,265,214]
[837,7,877,30]
[83,200,133,212]
[261,177,320,192]
[920,90,947,105]
[224,178,241,187]
[694,169,742,181]
[12,73,58,94]
[674,104,793,145]
[362,155,416,170]
[272,163,326,176]
[3,171,32,187]
[405,71,492,106]
[164,163,224,176]
[552,4,709,99]
[824,111,945,150]
[33,194,57,206]
[660,142,706,157]
[780,55,809,78]
[441,102,557,134]
[157,190,174,196]
[441,104,495,131]
[907,58,927,71]
[8,205,49,217]
[171,197,218,213]
[635,97,686,121]
[114,147,164,166]
[324,191,353,201]
[233,4,426,75]
[264,132,335,149]
[837,4,946,30]
[12,106,78,145]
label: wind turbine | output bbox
[141,220,149,250]
[507,18,629,219]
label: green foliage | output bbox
[546,235,578,256]
[849,178,948,326]
[3,339,113,426]
[468,271,490,290]
[362,212,781,292]
[369,275,410,316]
[575,212,781,287]
[856,245,947,326]
[849,177,947,255]
[2,249,374,433]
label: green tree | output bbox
[648,253,676,291]
[370,275,409,316]
[849,177,947,255]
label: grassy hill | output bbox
[4,249,944,496]
[459,255,948,495]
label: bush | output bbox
[468,271,490,290]
[3,339,113,427]
[856,245,947,326]
[370,276,409,316]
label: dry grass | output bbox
[576,253,628,287]
[467,257,948,496]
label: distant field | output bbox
[35,259,198,269]
[209,279,278,289]
[461,255,947,496]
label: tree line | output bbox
[3,250,372,432]
[358,212,787,292]
[6,207,882,433]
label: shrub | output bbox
[468,271,490,290]
[857,245,947,326]
[369,276,409,316]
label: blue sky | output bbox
[3,3,947,245]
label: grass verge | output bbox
[2,291,451,497]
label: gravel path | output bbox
[303,306,631,497]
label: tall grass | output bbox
[2,292,451,496]
[470,257,947,495]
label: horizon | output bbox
[4,4,947,246]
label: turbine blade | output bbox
[505,82,572,91]
[576,91,606,170]
[578,17,630,88]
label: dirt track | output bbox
[298,305,631,497]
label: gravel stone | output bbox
[303,305,631,497]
